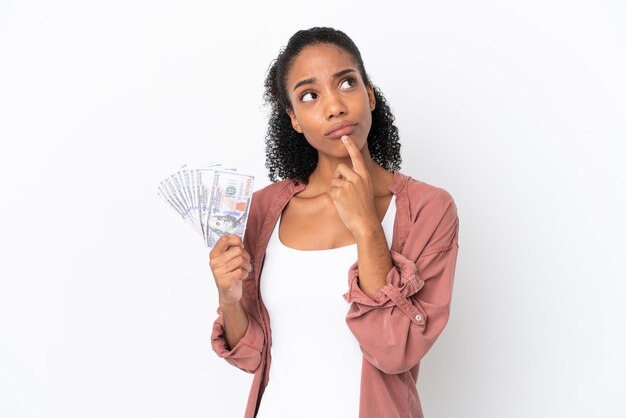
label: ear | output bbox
[367,83,376,111]
[286,109,303,133]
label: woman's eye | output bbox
[301,91,317,102]
[340,77,357,89]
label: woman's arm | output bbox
[352,223,393,298]
[209,219,265,374]
[218,299,249,351]
[343,189,459,375]
[211,300,264,374]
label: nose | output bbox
[324,91,347,120]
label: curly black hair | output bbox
[263,27,402,184]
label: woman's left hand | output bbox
[329,135,380,237]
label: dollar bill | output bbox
[204,169,254,248]
[158,163,253,248]
[157,187,185,218]
[159,175,203,238]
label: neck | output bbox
[303,147,393,198]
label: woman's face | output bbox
[284,43,376,160]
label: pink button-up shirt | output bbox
[211,170,460,418]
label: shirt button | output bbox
[415,314,422,321]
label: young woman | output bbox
[209,27,459,418]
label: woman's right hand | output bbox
[209,234,253,305]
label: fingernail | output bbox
[341,135,348,142]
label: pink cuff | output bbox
[343,250,427,325]
[210,307,264,373]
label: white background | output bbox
[1,1,625,417]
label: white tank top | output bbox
[255,195,397,418]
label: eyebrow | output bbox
[293,68,357,91]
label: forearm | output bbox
[211,296,263,373]
[219,299,249,350]
[354,223,393,298]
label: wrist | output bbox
[354,220,385,242]
[218,294,242,309]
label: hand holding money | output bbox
[209,235,253,306]
[157,163,254,249]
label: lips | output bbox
[325,123,357,139]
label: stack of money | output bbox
[158,163,254,248]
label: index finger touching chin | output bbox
[341,135,366,173]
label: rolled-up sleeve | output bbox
[210,306,265,374]
[343,192,459,374]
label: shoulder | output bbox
[397,173,459,254]
[242,179,293,252]
[400,174,457,223]
[250,178,294,212]
[246,178,294,231]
